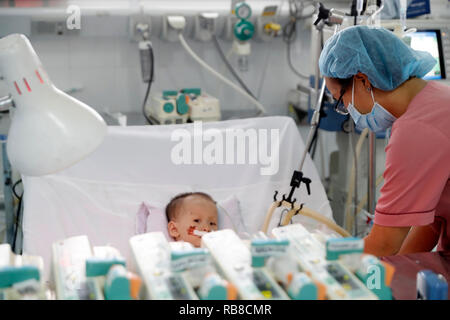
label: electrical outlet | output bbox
[161,15,190,42]
[193,12,219,42]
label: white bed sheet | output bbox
[21,116,333,280]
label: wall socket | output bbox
[193,12,219,42]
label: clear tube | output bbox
[356,0,364,15]
[400,0,407,31]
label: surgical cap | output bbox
[319,25,436,91]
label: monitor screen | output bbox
[404,30,446,80]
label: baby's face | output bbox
[168,195,218,247]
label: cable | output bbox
[212,35,257,100]
[178,33,267,116]
[282,0,314,80]
[11,179,23,254]
[286,40,309,80]
[12,195,22,254]
[142,42,155,125]
[256,39,274,100]
[12,179,22,199]
[217,46,234,102]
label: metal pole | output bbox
[299,27,325,172]
[367,131,376,214]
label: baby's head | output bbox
[166,192,218,247]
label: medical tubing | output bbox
[277,200,351,237]
[217,47,234,106]
[212,35,257,100]
[355,174,383,220]
[344,128,369,232]
[178,33,267,116]
[142,43,154,125]
[256,40,274,100]
[286,40,309,80]
[282,0,311,80]
[261,201,281,234]
[344,1,361,235]
[347,174,384,238]
[350,121,358,236]
[261,200,352,237]
[366,0,384,25]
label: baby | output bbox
[166,192,219,248]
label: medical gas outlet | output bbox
[233,2,254,72]
[256,5,281,41]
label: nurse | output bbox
[319,25,450,257]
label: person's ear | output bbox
[354,72,372,91]
[168,221,180,239]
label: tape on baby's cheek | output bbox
[188,226,196,235]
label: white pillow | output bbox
[135,194,246,241]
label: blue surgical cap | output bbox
[319,25,436,91]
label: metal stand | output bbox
[273,3,345,210]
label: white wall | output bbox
[0,0,317,118]
[1,0,448,117]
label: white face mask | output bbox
[347,78,397,133]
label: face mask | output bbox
[347,78,397,133]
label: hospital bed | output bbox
[20,116,334,280]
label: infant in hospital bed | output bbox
[166,192,218,248]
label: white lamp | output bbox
[0,34,107,176]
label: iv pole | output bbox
[262,3,351,238]
[285,3,345,202]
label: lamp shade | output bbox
[0,34,107,176]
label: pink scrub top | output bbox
[374,81,450,251]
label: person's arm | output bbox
[363,224,410,257]
[398,224,440,255]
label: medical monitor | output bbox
[404,30,446,80]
